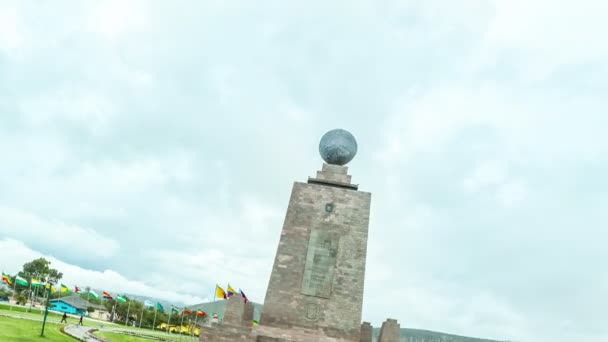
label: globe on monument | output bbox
[319,129,358,166]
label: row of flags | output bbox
[215,284,249,304]
[2,272,243,320]
[2,272,79,293]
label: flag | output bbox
[102,291,113,300]
[116,295,127,303]
[197,310,207,317]
[46,284,57,292]
[171,306,179,314]
[240,289,249,304]
[15,275,29,286]
[215,285,226,299]
[156,302,164,312]
[60,284,71,293]
[31,278,43,288]
[89,290,100,299]
[74,286,81,293]
[1,273,12,286]
[227,284,237,298]
[183,309,193,315]
[252,319,259,326]
[144,300,154,308]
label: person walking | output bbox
[60,312,68,324]
[78,315,84,326]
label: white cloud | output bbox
[496,181,526,207]
[0,239,204,305]
[18,89,117,135]
[87,0,147,41]
[1,1,607,341]
[0,4,23,56]
[485,0,608,78]
[463,160,508,193]
[0,206,119,259]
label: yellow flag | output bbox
[227,284,237,296]
[215,285,226,299]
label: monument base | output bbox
[199,324,358,342]
[198,295,401,342]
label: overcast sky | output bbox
[1,1,607,341]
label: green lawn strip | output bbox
[0,303,64,318]
[0,304,110,327]
[95,331,162,342]
[0,315,75,342]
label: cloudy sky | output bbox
[1,0,607,341]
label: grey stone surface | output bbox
[301,229,340,298]
[378,319,401,342]
[319,129,358,166]
[223,294,245,326]
[243,301,255,327]
[259,163,372,341]
[360,322,373,342]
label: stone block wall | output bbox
[378,319,401,342]
[360,322,373,342]
[260,163,371,341]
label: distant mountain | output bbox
[372,328,508,342]
[187,299,264,321]
[183,299,505,342]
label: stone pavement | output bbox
[64,324,106,341]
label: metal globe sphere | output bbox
[318,129,358,166]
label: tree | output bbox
[18,258,63,284]
[15,258,63,304]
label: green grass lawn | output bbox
[95,330,199,341]
[0,303,64,318]
[0,315,74,342]
[0,303,107,327]
[95,331,165,341]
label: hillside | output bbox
[185,300,504,341]
[372,328,507,342]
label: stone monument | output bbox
[255,129,371,342]
[200,129,399,341]
[378,319,401,342]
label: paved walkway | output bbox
[1,311,193,341]
[64,324,106,341]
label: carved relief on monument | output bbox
[301,229,340,298]
[304,302,320,321]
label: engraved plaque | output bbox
[304,303,320,321]
[301,229,339,298]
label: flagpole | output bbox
[30,285,38,312]
[152,305,157,331]
[10,274,17,311]
[178,311,184,341]
[125,300,131,326]
[111,301,116,323]
[190,314,198,339]
[41,285,47,315]
[139,303,144,329]
[26,278,33,312]
[167,308,172,334]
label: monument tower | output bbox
[255,129,372,341]
[200,129,391,341]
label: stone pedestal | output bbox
[200,161,373,342]
[359,322,374,342]
[199,294,255,341]
[377,319,401,342]
[258,163,372,341]
[223,294,251,327]
[359,322,373,342]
